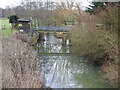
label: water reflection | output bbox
[35,33,112,88]
[36,33,70,54]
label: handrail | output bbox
[33,26,73,32]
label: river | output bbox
[34,33,112,88]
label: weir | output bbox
[35,33,70,55]
[27,26,72,47]
[34,33,112,88]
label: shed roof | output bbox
[17,19,30,22]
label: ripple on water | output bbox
[36,33,112,88]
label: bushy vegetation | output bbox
[100,61,118,87]
[1,0,118,88]
[8,14,19,24]
[71,28,117,62]
[70,3,118,87]
[17,33,40,46]
[2,34,44,88]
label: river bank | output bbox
[69,7,118,87]
[70,26,118,88]
[2,33,44,88]
[1,30,117,88]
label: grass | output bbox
[0,18,17,36]
[1,30,16,36]
[0,18,12,30]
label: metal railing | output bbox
[33,26,73,32]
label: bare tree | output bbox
[13,0,55,26]
[54,1,79,26]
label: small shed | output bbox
[17,19,30,30]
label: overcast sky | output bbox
[0,0,91,9]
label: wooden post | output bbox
[62,33,66,45]
[62,33,68,45]
[64,40,67,53]
[62,33,67,53]
[68,39,71,53]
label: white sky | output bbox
[0,0,91,9]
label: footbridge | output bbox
[33,26,73,33]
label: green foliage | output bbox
[91,2,105,8]
[8,15,19,23]
[85,2,106,14]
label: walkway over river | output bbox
[33,26,74,32]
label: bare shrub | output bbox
[70,4,118,87]
[70,12,116,61]
[100,61,118,87]
[97,3,118,33]
[2,34,43,88]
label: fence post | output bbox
[62,33,65,45]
